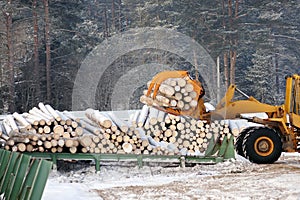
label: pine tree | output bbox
[246,48,275,104]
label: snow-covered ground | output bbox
[42,153,300,200]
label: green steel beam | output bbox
[24,152,230,172]
[0,150,52,200]
[7,154,31,200]
[223,135,235,159]
[0,150,11,180]
[218,135,228,157]
[4,153,24,199]
[18,158,41,200]
[0,151,19,194]
[29,159,52,200]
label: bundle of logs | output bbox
[0,103,246,155]
[0,103,194,155]
[0,103,87,153]
[140,77,198,111]
[131,105,232,156]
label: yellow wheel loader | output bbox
[145,71,300,164]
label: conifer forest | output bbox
[0,0,299,113]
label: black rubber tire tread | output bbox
[235,127,253,157]
[242,127,282,164]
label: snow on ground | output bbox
[42,153,300,200]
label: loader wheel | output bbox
[242,127,282,164]
[235,127,253,157]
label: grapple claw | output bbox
[143,70,206,119]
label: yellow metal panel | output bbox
[291,113,300,128]
[211,99,278,119]
[284,76,293,113]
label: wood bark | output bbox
[32,0,40,99]
[44,0,51,102]
[5,0,15,112]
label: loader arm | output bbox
[144,70,283,121]
[209,84,283,120]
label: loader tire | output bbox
[242,127,282,164]
[235,127,252,157]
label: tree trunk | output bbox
[33,0,40,101]
[44,0,51,102]
[6,0,15,113]
[275,53,280,94]
[229,50,236,84]
[118,0,122,31]
[103,4,109,38]
[111,0,116,30]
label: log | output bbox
[26,144,34,152]
[2,119,13,136]
[53,125,64,135]
[43,126,51,134]
[62,132,70,138]
[78,134,93,147]
[0,124,9,141]
[31,107,53,121]
[79,119,102,135]
[229,120,240,137]
[131,110,140,126]
[85,108,112,128]
[177,78,186,87]
[22,113,42,126]
[174,92,183,100]
[38,102,52,116]
[122,142,133,153]
[45,104,61,121]
[155,95,170,104]
[148,107,159,125]
[236,120,249,133]
[29,107,52,125]
[137,105,149,127]
[74,127,84,136]
[63,111,80,123]
[106,112,129,133]
[189,91,197,98]
[56,111,70,125]
[69,146,77,154]
[158,84,175,96]
[65,139,75,147]
[185,83,194,92]
[44,141,52,149]
[7,115,19,133]
[58,139,65,147]
[140,95,154,106]
[13,112,31,130]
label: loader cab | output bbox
[285,74,300,128]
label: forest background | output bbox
[0,0,299,114]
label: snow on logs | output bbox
[140,78,199,111]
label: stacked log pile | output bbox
[0,104,180,155]
[82,109,155,154]
[131,106,232,156]
[140,77,198,111]
[0,103,89,153]
[0,103,240,156]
